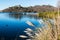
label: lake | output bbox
[0,12,45,40]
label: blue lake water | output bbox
[0,12,45,40]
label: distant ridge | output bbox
[2,5,57,12]
[0,10,2,12]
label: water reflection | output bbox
[8,12,23,19]
[0,12,44,40]
[8,12,38,20]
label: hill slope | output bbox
[2,5,57,12]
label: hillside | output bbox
[2,5,57,12]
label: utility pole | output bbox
[56,0,60,40]
[53,0,60,40]
[57,0,60,18]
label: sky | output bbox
[0,0,57,10]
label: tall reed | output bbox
[31,19,58,40]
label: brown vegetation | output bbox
[2,5,57,12]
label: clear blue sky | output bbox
[0,0,57,10]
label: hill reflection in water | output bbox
[0,12,44,40]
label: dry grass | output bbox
[31,19,60,40]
